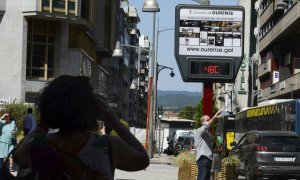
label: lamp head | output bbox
[142,0,160,12]
[170,71,175,78]
[112,41,123,57]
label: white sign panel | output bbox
[273,71,279,84]
[179,9,243,57]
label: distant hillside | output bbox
[157,90,202,111]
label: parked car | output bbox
[230,130,300,180]
[174,136,194,156]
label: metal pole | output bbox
[156,68,160,155]
[137,48,141,87]
[251,58,254,107]
[148,12,156,157]
[153,17,159,156]
[231,90,233,112]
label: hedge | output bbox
[0,103,39,137]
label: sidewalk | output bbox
[114,154,178,180]
[149,153,176,165]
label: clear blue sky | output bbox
[129,0,238,92]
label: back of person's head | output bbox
[27,108,33,114]
[38,75,98,133]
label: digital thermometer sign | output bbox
[174,5,244,82]
[189,60,232,79]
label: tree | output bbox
[178,105,196,120]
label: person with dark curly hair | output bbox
[6,75,149,179]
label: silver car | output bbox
[230,130,300,180]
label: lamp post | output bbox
[220,90,233,112]
[112,41,151,129]
[113,41,151,80]
[156,64,174,155]
[244,55,258,107]
[142,0,160,157]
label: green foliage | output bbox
[175,151,196,167]
[222,154,240,166]
[111,119,129,136]
[157,92,201,110]
[178,105,196,120]
[0,103,39,137]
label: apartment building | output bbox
[0,0,149,128]
[257,0,300,101]
[215,0,257,112]
[0,0,119,103]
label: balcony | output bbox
[22,0,93,30]
[0,0,5,15]
[260,0,274,26]
[258,58,272,78]
[259,2,300,51]
[259,72,300,101]
[66,48,108,96]
[41,0,78,15]
[128,6,140,24]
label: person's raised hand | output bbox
[95,94,118,126]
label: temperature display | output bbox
[190,61,231,76]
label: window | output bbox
[26,19,56,80]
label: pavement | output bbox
[114,153,247,180]
[114,154,179,180]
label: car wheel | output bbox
[245,162,255,180]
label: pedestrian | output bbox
[6,75,149,179]
[0,113,17,172]
[23,107,35,136]
[194,110,222,180]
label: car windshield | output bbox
[177,137,185,142]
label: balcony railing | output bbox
[259,2,300,51]
[259,72,300,101]
[40,0,79,16]
[258,58,272,78]
[68,49,108,96]
[260,0,274,26]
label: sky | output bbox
[129,0,238,92]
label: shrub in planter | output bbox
[176,151,198,180]
[222,154,240,167]
[215,154,240,179]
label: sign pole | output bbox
[202,82,213,118]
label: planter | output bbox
[176,151,198,180]
[215,154,240,180]
[214,162,238,180]
[178,160,198,180]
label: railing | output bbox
[259,2,300,51]
[40,0,79,16]
[258,58,272,78]
[80,50,108,96]
[260,72,300,100]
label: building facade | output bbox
[0,0,115,103]
[257,0,300,101]
[215,0,257,112]
[0,0,149,128]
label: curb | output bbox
[150,161,172,165]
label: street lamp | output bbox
[243,54,258,107]
[142,0,160,158]
[113,41,150,80]
[219,91,233,112]
[156,64,174,155]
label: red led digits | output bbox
[204,65,220,74]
